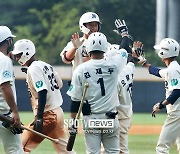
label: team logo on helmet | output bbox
[92,14,96,19]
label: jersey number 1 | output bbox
[97,78,105,96]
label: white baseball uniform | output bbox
[67,49,128,154]
[60,37,89,72]
[61,38,112,72]
[0,52,24,154]
[22,60,75,153]
[155,61,180,153]
[117,62,135,154]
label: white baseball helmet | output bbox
[79,12,101,34]
[12,39,36,65]
[105,44,120,58]
[86,32,108,53]
[154,38,180,59]
[0,26,16,42]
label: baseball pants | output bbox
[119,117,132,154]
[83,113,120,154]
[0,122,24,154]
[156,112,180,154]
[22,107,75,154]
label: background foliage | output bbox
[1,0,179,66]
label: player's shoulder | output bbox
[168,61,180,71]
[0,52,11,62]
[73,60,90,74]
[28,60,45,72]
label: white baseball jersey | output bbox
[159,61,180,114]
[67,49,128,113]
[60,37,88,72]
[116,62,135,118]
[61,37,112,72]
[26,60,63,115]
[0,52,17,114]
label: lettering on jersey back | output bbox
[126,75,130,81]
[84,72,91,79]
[108,68,114,74]
[96,68,102,74]
[43,66,49,74]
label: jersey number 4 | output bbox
[97,78,105,96]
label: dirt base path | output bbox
[129,125,162,135]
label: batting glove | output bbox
[2,121,23,135]
[34,117,43,133]
[152,101,166,117]
[71,32,85,49]
[113,19,128,37]
[132,41,147,65]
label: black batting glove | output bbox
[113,19,128,37]
[2,121,23,135]
[34,116,43,133]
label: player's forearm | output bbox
[37,89,47,118]
[120,36,132,54]
[166,89,180,105]
[148,65,161,77]
[70,100,80,118]
[0,82,18,113]
[64,48,77,61]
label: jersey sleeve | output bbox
[28,66,48,92]
[159,68,167,79]
[113,48,128,73]
[168,69,180,90]
[117,62,135,93]
[54,71,63,89]
[60,41,74,64]
[0,57,13,85]
[67,66,83,101]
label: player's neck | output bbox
[0,46,8,55]
[90,53,104,59]
[26,57,37,67]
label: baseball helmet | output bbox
[0,26,16,43]
[154,38,180,59]
[12,39,36,65]
[86,32,108,53]
[105,44,120,58]
[79,12,101,34]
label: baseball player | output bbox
[67,32,128,154]
[60,12,101,72]
[12,39,75,153]
[106,43,139,154]
[0,26,24,154]
[134,39,180,153]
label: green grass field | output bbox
[0,112,178,154]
